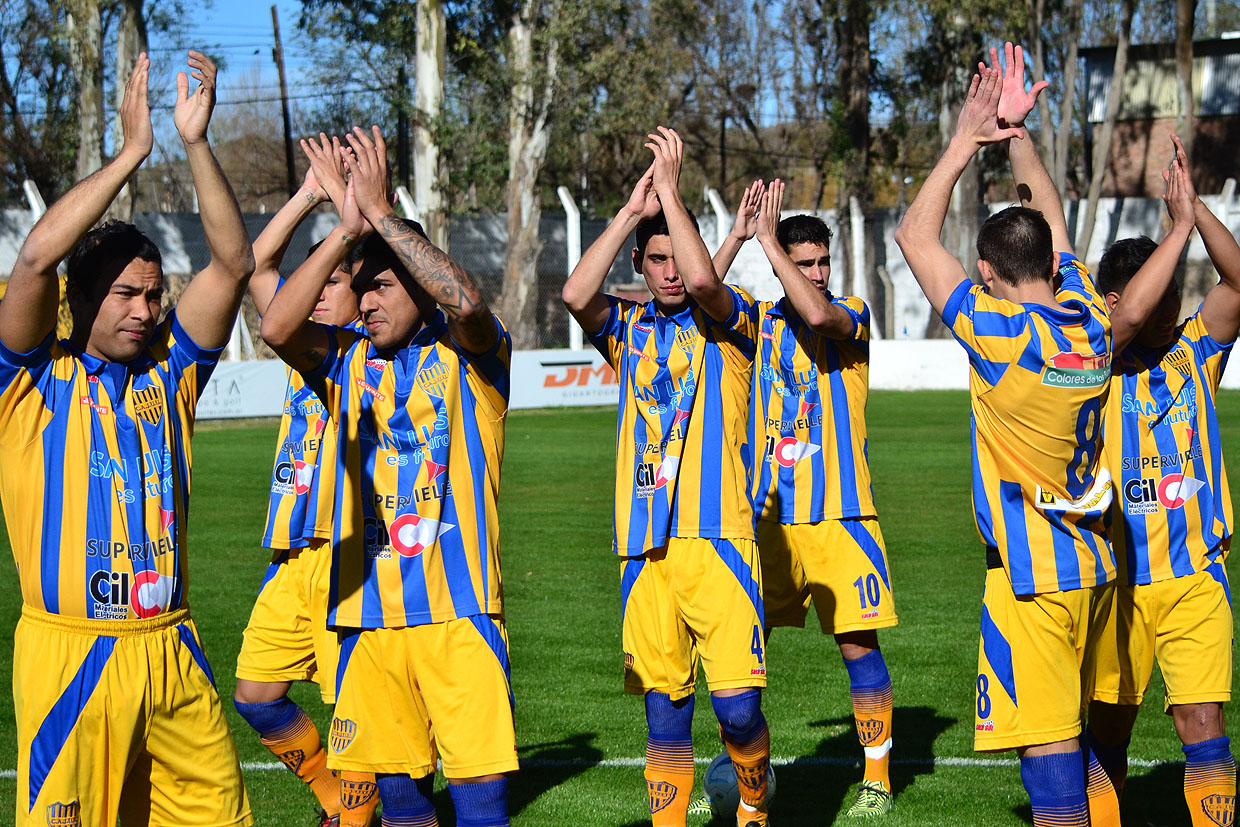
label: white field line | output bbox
[0,754,1185,780]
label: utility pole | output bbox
[397,65,410,191]
[271,5,296,198]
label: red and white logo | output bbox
[158,508,175,532]
[655,456,680,489]
[672,409,690,431]
[314,417,327,438]
[773,437,821,467]
[797,399,818,419]
[628,345,652,363]
[423,458,447,481]
[389,514,455,557]
[1157,473,1205,509]
[130,570,174,619]
[355,378,387,400]
[293,460,314,495]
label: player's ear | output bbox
[1104,291,1121,314]
[631,248,644,276]
[977,259,995,290]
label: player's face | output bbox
[78,257,164,363]
[786,241,831,296]
[635,235,688,313]
[313,267,360,327]
[353,262,423,351]
[1133,281,1182,348]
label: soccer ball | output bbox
[702,753,776,818]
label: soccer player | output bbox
[0,53,254,827]
[719,179,900,816]
[895,50,1121,825]
[261,125,515,827]
[1084,134,1239,827]
[232,135,377,827]
[562,127,772,827]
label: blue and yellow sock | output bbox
[235,697,339,815]
[1020,751,1089,827]
[1081,738,1121,827]
[843,649,894,789]
[1183,736,1236,827]
[712,690,770,822]
[644,692,696,826]
[448,777,509,827]
[375,773,437,827]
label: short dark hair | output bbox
[66,220,162,295]
[975,206,1054,286]
[635,209,699,260]
[1096,236,1158,297]
[777,214,832,252]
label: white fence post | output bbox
[557,185,584,350]
[704,187,729,254]
[22,180,47,221]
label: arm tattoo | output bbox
[377,213,488,323]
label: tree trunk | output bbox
[415,0,448,250]
[835,0,878,335]
[498,0,559,350]
[1053,0,1083,194]
[66,0,104,182]
[108,0,146,221]
[1175,0,1197,161]
[1077,0,1134,263]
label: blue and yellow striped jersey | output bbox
[0,315,220,621]
[588,286,759,556]
[750,295,874,523]
[313,312,511,629]
[943,253,1115,595]
[1106,309,1232,585]
[261,320,366,550]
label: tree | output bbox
[64,0,106,181]
[415,0,448,248]
[1175,0,1197,161]
[1076,0,1135,262]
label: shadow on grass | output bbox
[509,732,605,817]
[694,705,956,825]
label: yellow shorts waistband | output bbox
[20,605,191,636]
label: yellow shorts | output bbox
[757,518,898,634]
[329,615,518,779]
[15,607,252,827]
[974,569,1097,752]
[1085,560,1233,709]
[621,537,767,700]
[235,540,340,703]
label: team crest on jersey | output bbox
[278,749,305,773]
[648,780,677,813]
[674,328,697,358]
[415,362,450,397]
[1202,793,1235,827]
[341,777,377,809]
[855,718,885,745]
[1166,346,1193,380]
[46,801,80,827]
[132,384,164,426]
[329,718,357,752]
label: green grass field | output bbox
[1,391,1237,825]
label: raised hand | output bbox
[1163,135,1197,230]
[119,52,153,159]
[645,126,684,201]
[730,180,765,242]
[955,66,1024,147]
[622,164,662,221]
[301,133,346,211]
[991,42,1048,129]
[341,125,391,222]
[173,50,218,146]
[756,178,784,246]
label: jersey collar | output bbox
[640,298,696,328]
[365,310,448,370]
